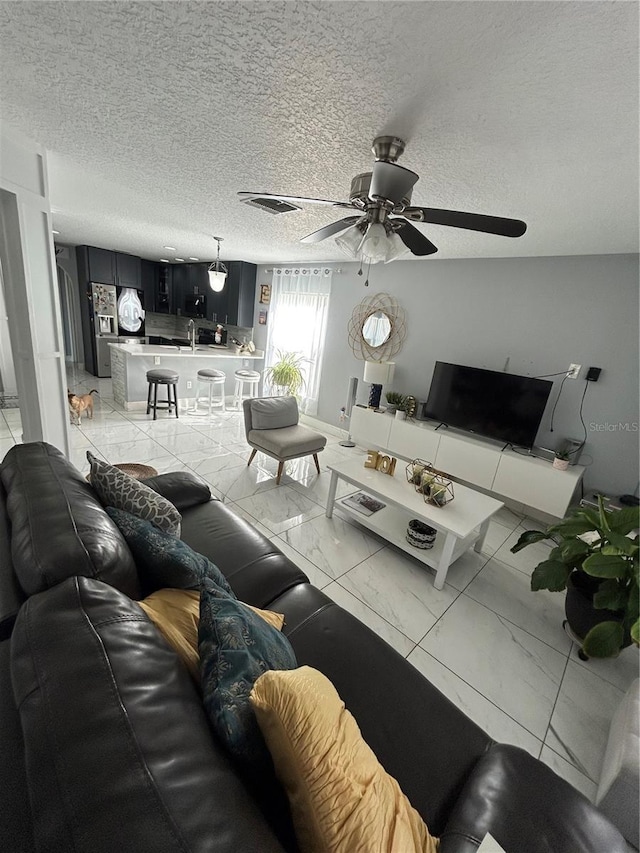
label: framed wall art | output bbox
[259,284,271,304]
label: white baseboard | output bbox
[299,412,348,440]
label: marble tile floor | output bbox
[1,365,638,808]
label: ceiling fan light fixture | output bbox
[208,236,227,292]
[358,222,389,264]
[383,230,409,263]
[335,223,366,258]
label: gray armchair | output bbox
[242,396,327,484]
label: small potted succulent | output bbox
[395,398,409,420]
[553,449,571,470]
[385,391,405,414]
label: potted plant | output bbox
[385,391,405,414]
[263,350,307,397]
[395,397,410,420]
[511,497,639,659]
[553,449,571,470]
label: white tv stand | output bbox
[350,407,584,518]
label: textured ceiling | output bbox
[0,1,637,263]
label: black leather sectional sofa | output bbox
[0,442,627,852]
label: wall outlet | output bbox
[186,380,192,390]
[567,363,581,379]
[154,356,160,366]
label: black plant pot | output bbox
[565,570,629,659]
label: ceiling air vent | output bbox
[241,196,301,215]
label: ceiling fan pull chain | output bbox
[357,259,363,277]
[364,260,371,287]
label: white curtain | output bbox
[265,267,333,415]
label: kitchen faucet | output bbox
[187,319,196,352]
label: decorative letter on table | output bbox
[364,450,397,476]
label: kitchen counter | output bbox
[109,343,265,409]
[109,342,264,359]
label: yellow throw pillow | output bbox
[139,589,285,681]
[250,666,439,853]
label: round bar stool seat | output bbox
[233,369,260,410]
[146,369,179,420]
[191,368,226,416]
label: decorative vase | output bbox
[553,457,570,470]
[395,410,406,420]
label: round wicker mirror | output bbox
[348,293,406,361]
[362,311,392,347]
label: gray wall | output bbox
[256,253,639,497]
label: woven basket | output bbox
[87,462,158,482]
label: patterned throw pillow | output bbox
[199,575,297,771]
[138,588,285,683]
[106,506,234,598]
[88,451,181,536]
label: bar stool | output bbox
[146,369,179,420]
[192,368,226,416]
[233,369,260,410]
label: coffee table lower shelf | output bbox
[337,491,481,589]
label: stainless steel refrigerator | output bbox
[91,284,118,377]
[89,284,146,377]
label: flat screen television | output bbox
[424,362,553,448]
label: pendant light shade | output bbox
[208,237,227,292]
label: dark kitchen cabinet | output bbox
[171,264,189,314]
[115,252,141,288]
[204,261,256,326]
[86,246,116,285]
[225,261,256,326]
[141,259,173,314]
[81,246,141,288]
[141,259,157,313]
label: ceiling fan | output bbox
[238,136,527,263]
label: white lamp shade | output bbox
[335,224,365,258]
[363,360,395,385]
[208,269,227,292]
[383,231,409,263]
[359,222,388,264]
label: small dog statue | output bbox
[67,389,98,425]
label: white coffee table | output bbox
[326,456,504,589]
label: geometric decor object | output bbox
[405,458,455,507]
[347,292,406,361]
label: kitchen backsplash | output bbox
[145,312,253,344]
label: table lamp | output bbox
[363,361,395,409]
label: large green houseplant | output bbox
[511,497,639,658]
[264,350,307,397]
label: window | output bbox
[265,268,332,415]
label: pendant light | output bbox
[208,237,227,292]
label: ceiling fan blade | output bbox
[299,217,361,244]
[238,191,354,209]
[369,161,419,205]
[392,219,438,256]
[404,207,527,237]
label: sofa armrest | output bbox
[0,482,24,641]
[0,573,23,641]
[142,471,213,510]
[439,743,628,853]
